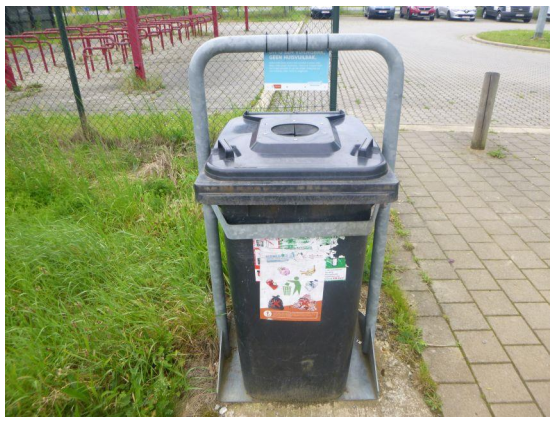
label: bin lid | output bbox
[204,111,388,180]
[195,111,399,205]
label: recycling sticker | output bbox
[253,238,347,322]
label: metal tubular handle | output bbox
[189,33,404,357]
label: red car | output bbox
[399,6,435,20]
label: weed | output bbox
[487,145,507,159]
[368,208,442,415]
[355,99,361,105]
[390,209,410,238]
[403,241,414,252]
[121,72,165,94]
[6,83,43,103]
[420,271,432,285]
[419,362,442,413]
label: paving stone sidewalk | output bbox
[389,130,550,417]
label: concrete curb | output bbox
[470,35,550,53]
[364,123,550,135]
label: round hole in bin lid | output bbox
[271,123,319,137]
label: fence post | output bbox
[211,6,219,37]
[62,6,68,26]
[329,6,340,111]
[188,6,193,15]
[54,6,90,138]
[5,52,17,90]
[124,6,146,80]
[534,6,548,39]
[245,6,249,31]
[471,72,500,150]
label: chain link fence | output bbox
[5,6,332,140]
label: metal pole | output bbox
[62,6,68,26]
[95,6,100,22]
[534,6,548,39]
[245,7,249,31]
[54,6,89,138]
[5,51,17,90]
[329,7,340,111]
[211,6,219,37]
[119,7,122,19]
[124,6,146,80]
[188,6,193,15]
[471,72,500,150]
[188,33,404,360]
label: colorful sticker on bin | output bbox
[253,238,347,322]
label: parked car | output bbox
[436,6,477,21]
[481,6,534,23]
[399,6,435,20]
[364,6,396,19]
[310,6,333,19]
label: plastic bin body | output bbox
[194,111,398,402]
[222,204,370,401]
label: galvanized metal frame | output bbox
[211,204,380,239]
[189,32,404,393]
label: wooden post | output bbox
[471,72,500,150]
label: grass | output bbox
[374,208,442,414]
[6,83,43,103]
[487,145,507,159]
[477,30,550,49]
[121,72,165,95]
[4,110,249,416]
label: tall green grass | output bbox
[5,111,240,416]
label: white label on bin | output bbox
[253,238,347,322]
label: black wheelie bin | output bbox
[195,110,398,401]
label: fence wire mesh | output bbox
[5,6,332,140]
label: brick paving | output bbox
[339,17,550,128]
[389,130,550,416]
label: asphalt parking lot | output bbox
[338,16,550,128]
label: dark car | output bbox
[399,6,435,20]
[310,6,333,19]
[364,6,396,19]
[481,6,534,23]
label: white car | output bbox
[435,6,477,21]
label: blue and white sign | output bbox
[264,51,330,91]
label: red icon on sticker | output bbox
[274,84,282,89]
